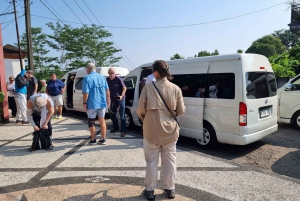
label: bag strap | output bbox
[152,81,179,126]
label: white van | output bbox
[123,54,278,149]
[61,67,129,113]
[278,74,300,130]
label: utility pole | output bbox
[13,0,24,70]
[24,0,34,71]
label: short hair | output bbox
[50,73,56,76]
[40,79,46,82]
[27,70,34,75]
[152,60,171,78]
[86,63,96,71]
[9,76,14,80]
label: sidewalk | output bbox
[0,116,300,201]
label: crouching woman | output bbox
[27,93,55,149]
[137,60,186,200]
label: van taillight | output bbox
[239,102,247,126]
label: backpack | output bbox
[15,74,28,88]
[30,129,51,151]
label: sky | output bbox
[0,0,293,71]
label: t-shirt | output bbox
[7,82,15,97]
[202,85,218,98]
[82,72,109,109]
[106,76,126,102]
[47,79,65,96]
[27,76,38,97]
[145,73,156,84]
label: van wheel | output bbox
[292,111,300,130]
[125,109,133,129]
[195,122,218,149]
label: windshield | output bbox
[246,72,277,99]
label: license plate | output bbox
[260,110,270,118]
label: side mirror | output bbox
[285,84,294,91]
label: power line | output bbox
[0,3,11,15]
[33,1,287,30]
[73,0,93,24]
[44,0,65,21]
[3,15,25,41]
[39,0,66,26]
[82,0,136,69]
[2,14,24,30]
[62,0,84,24]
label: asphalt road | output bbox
[64,110,300,182]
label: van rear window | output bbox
[246,72,277,99]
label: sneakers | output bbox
[16,120,22,124]
[164,189,175,199]
[57,116,62,119]
[89,139,97,145]
[97,139,106,145]
[121,132,126,137]
[110,128,120,133]
[144,189,155,200]
[22,121,29,124]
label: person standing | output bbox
[106,68,127,137]
[14,69,29,124]
[39,79,47,93]
[145,72,156,84]
[6,76,17,118]
[46,73,66,119]
[137,60,185,200]
[26,70,38,100]
[67,76,75,108]
[82,63,110,145]
[26,93,54,149]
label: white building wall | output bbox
[4,59,24,81]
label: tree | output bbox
[197,49,219,57]
[237,49,243,53]
[246,35,286,58]
[272,29,300,49]
[170,53,184,60]
[269,53,298,78]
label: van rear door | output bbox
[244,72,277,134]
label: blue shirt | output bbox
[82,72,109,109]
[47,79,65,96]
[14,69,28,94]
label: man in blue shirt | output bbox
[14,69,29,124]
[82,63,110,145]
[46,73,66,119]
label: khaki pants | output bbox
[143,138,177,191]
[14,93,27,121]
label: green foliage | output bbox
[246,35,286,58]
[237,49,243,53]
[170,53,184,60]
[272,29,300,49]
[197,49,219,57]
[269,53,298,78]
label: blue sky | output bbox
[0,0,292,71]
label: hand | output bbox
[34,126,40,131]
[42,123,48,129]
[118,95,123,101]
[83,104,87,111]
[107,100,110,107]
[60,91,64,95]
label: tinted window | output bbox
[75,78,83,90]
[205,73,235,99]
[246,72,277,99]
[170,74,207,98]
[124,76,137,88]
[291,76,300,90]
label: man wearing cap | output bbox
[27,93,54,148]
[46,73,66,119]
[26,70,38,100]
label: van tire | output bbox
[195,122,218,150]
[291,111,300,130]
[125,109,133,129]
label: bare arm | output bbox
[60,85,66,95]
[106,89,110,108]
[42,99,54,129]
[83,92,88,111]
[26,99,39,130]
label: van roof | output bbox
[138,53,263,68]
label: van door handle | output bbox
[74,90,75,93]
[204,103,211,108]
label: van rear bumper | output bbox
[234,124,278,145]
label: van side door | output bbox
[73,77,84,112]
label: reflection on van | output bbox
[61,67,129,113]
[124,54,278,149]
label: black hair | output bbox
[152,60,171,78]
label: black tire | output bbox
[195,121,218,150]
[125,109,134,129]
[291,111,300,130]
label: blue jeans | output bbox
[110,99,126,133]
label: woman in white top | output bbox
[6,76,17,118]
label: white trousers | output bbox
[14,93,27,121]
[143,138,177,191]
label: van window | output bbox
[170,74,207,98]
[205,73,235,99]
[75,78,83,90]
[246,72,277,99]
[291,76,300,90]
[124,76,137,88]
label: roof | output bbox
[3,44,27,55]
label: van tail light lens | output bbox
[239,102,247,126]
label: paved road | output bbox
[0,113,300,200]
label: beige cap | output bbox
[35,96,47,108]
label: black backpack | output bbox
[30,129,51,151]
[15,74,28,88]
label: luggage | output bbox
[29,129,51,151]
[15,74,28,88]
